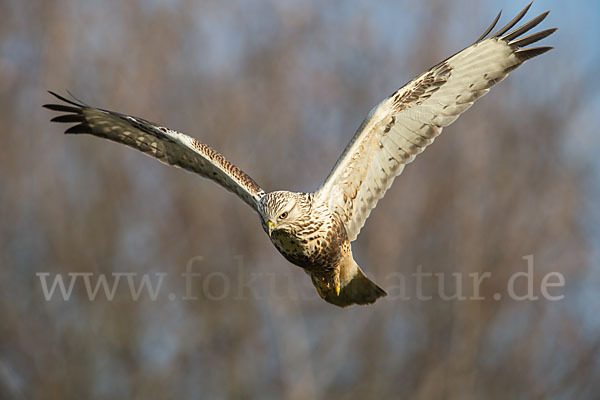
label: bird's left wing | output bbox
[317,3,555,241]
[44,92,265,213]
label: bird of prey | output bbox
[44,3,555,307]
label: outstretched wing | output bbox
[317,3,556,241]
[44,92,265,212]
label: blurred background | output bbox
[1,0,599,399]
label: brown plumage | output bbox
[44,3,555,307]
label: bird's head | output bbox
[259,191,307,237]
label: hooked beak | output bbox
[267,220,276,237]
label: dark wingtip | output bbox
[475,9,502,43]
[45,90,85,107]
[64,123,91,134]
[508,27,557,48]
[65,90,90,107]
[44,91,89,135]
[502,10,551,42]
[515,46,554,61]
[492,2,533,38]
[44,91,84,114]
[51,114,83,123]
[43,103,80,113]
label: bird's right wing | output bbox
[44,92,265,213]
[317,3,555,242]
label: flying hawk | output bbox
[44,3,555,307]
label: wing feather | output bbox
[317,4,555,241]
[44,92,265,212]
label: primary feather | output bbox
[318,2,555,241]
[44,3,555,307]
[44,92,265,212]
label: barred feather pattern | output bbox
[44,3,554,307]
[44,92,265,212]
[318,2,556,241]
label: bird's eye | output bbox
[279,212,288,219]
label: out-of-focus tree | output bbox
[1,1,599,399]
